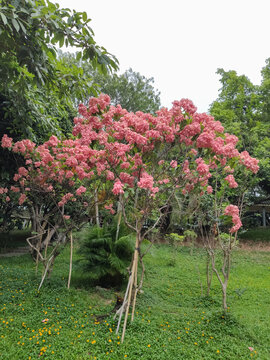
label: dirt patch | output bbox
[238,241,270,252]
[0,247,30,257]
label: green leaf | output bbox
[11,18,19,32]
[0,12,7,25]
[82,11,87,22]
[18,20,26,34]
[76,52,82,61]
[59,35,64,48]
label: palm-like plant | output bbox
[77,221,135,287]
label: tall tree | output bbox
[209,66,270,195]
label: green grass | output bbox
[0,244,269,359]
[239,227,270,242]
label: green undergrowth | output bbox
[0,230,31,252]
[239,227,270,242]
[0,244,269,359]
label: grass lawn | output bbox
[0,243,269,359]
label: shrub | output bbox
[77,221,135,287]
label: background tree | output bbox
[92,68,161,113]
[209,65,270,198]
[0,0,118,184]
[59,52,161,113]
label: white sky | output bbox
[54,0,270,112]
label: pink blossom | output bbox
[158,160,164,165]
[170,160,177,168]
[120,172,134,186]
[18,193,27,205]
[10,186,20,193]
[65,156,78,167]
[196,131,214,148]
[180,122,201,138]
[0,187,8,194]
[58,193,74,207]
[112,180,124,195]
[18,167,28,177]
[196,160,209,175]
[138,172,154,190]
[225,133,238,145]
[183,160,190,174]
[104,203,115,215]
[224,204,242,233]
[6,196,10,202]
[151,187,159,194]
[106,171,115,180]
[63,215,70,220]
[248,347,254,352]
[206,186,213,194]
[76,186,87,196]
[46,135,59,147]
[225,175,238,188]
[65,170,74,179]
[120,162,130,169]
[172,98,197,115]
[240,151,259,174]
[1,134,13,148]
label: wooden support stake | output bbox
[121,236,139,342]
[67,232,73,289]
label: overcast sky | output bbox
[55,0,270,112]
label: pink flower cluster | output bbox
[76,186,87,196]
[1,134,12,148]
[224,204,242,233]
[224,175,238,188]
[240,151,259,174]
[137,172,159,195]
[112,180,124,195]
[58,193,74,207]
[104,203,115,215]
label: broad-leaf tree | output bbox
[0,0,118,186]
[210,66,270,196]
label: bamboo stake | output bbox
[115,197,122,242]
[131,248,139,321]
[115,274,132,334]
[121,236,139,342]
[67,232,73,289]
[94,188,100,227]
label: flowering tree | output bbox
[1,93,258,337]
[0,134,110,288]
[71,94,258,339]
